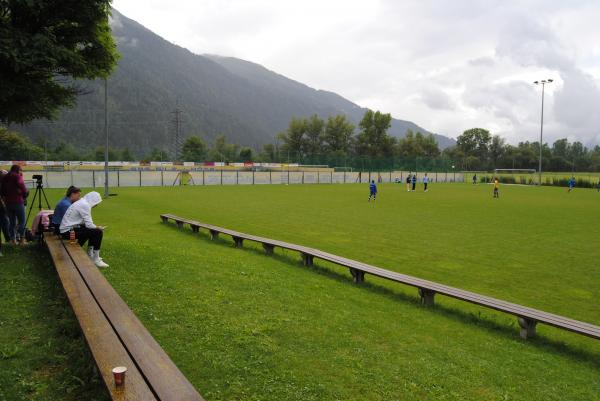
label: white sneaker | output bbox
[93,250,109,268]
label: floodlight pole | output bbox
[534,79,553,186]
[104,77,109,198]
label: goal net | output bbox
[493,169,537,185]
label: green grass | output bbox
[5,182,600,400]
[0,245,108,401]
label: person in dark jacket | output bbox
[1,165,29,245]
[411,174,417,191]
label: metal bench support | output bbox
[349,268,365,283]
[263,243,274,255]
[301,253,314,267]
[233,236,244,248]
[191,225,199,233]
[176,221,184,229]
[210,230,219,240]
[418,288,436,306]
[161,216,168,223]
[518,317,537,339]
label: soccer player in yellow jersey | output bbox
[493,178,500,198]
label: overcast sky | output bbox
[112,0,600,145]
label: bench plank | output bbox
[46,236,157,401]
[64,242,204,401]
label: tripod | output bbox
[25,177,52,230]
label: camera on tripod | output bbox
[25,173,52,242]
[32,174,44,185]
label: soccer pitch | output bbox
[39,184,600,399]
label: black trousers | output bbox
[61,227,103,250]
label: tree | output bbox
[0,1,119,123]
[396,130,440,158]
[303,114,325,157]
[50,141,81,161]
[121,148,135,161]
[277,117,307,159]
[355,109,394,157]
[146,148,168,161]
[0,127,43,160]
[181,136,207,162]
[259,143,278,162]
[209,135,238,162]
[456,128,491,158]
[455,128,491,169]
[489,135,505,169]
[239,147,253,162]
[91,146,119,161]
[323,115,354,155]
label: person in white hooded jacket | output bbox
[59,191,108,268]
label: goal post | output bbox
[493,169,538,185]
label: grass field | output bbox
[2,182,600,400]
[0,246,108,401]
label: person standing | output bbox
[60,191,109,268]
[411,173,417,191]
[0,170,10,244]
[368,180,377,202]
[406,173,411,192]
[568,176,576,192]
[493,177,500,198]
[597,178,600,192]
[473,174,477,184]
[1,165,29,245]
[423,173,429,192]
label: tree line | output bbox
[445,128,600,172]
[3,115,600,172]
[270,110,440,160]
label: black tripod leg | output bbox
[26,188,39,227]
[41,187,52,209]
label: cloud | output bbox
[111,0,600,145]
[418,88,456,111]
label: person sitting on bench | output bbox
[59,191,109,268]
[51,186,81,234]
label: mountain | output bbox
[15,9,455,156]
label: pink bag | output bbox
[31,210,54,235]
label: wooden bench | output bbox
[45,235,204,401]
[160,213,600,341]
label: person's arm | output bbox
[80,204,97,229]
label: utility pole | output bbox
[171,100,182,161]
[104,77,109,198]
[534,79,553,186]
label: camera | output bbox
[32,174,43,182]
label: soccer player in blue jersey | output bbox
[368,180,377,202]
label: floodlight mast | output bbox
[534,78,553,186]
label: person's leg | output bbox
[88,228,107,267]
[6,204,17,242]
[0,210,9,242]
[87,228,103,250]
[15,203,26,243]
[73,227,92,247]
